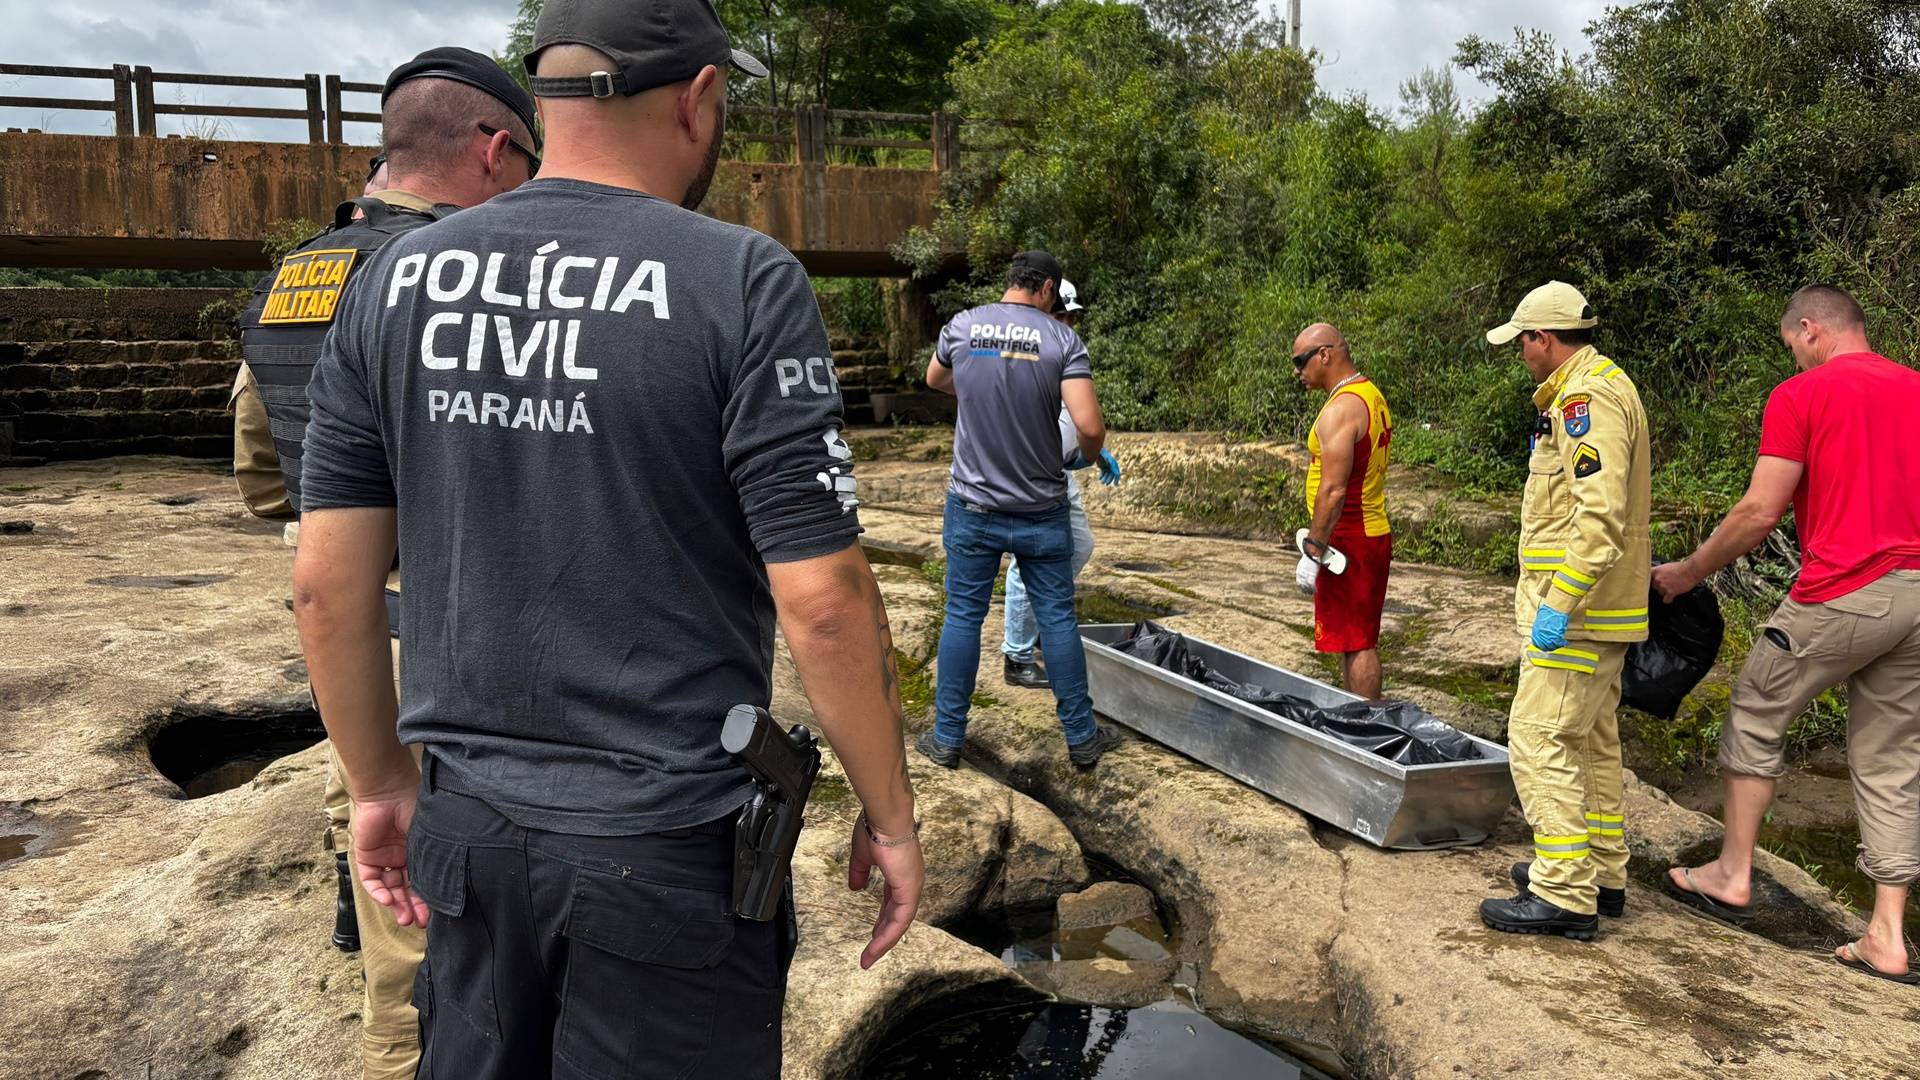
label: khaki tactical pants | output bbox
[321,640,425,1080]
[1508,640,1630,915]
[230,363,292,520]
[1720,570,1920,887]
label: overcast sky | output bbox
[0,1,1609,141]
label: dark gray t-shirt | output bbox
[301,178,862,836]
[935,301,1092,512]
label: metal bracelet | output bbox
[859,810,920,848]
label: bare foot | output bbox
[1667,860,1752,907]
[1836,929,1911,976]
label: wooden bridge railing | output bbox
[0,63,976,170]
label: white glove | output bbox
[1295,554,1320,595]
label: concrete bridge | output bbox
[0,64,959,276]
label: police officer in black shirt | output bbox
[234,47,538,1080]
[292,2,924,1077]
[240,48,540,516]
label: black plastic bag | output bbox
[1622,570,1725,719]
[1115,623,1481,764]
[1292,699,1484,765]
[1114,621,1201,679]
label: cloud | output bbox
[1282,0,1609,108]
[0,0,518,140]
[0,0,1614,140]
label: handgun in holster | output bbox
[722,704,821,921]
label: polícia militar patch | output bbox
[1573,442,1603,478]
[1561,394,1591,438]
[258,248,359,325]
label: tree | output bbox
[498,0,1007,111]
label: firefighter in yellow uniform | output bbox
[1478,281,1651,940]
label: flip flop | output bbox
[1835,941,1920,985]
[1660,867,1754,926]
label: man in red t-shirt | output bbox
[1652,285,1920,985]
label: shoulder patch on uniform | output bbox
[258,248,359,326]
[1573,442,1603,478]
[1561,393,1591,438]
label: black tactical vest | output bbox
[240,195,454,512]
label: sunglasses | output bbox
[478,123,542,176]
[365,153,386,183]
[1292,343,1329,369]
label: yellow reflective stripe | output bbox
[1526,646,1599,673]
[1520,548,1566,570]
[1586,609,1646,617]
[1557,566,1597,585]
[1581,609,1649,632]
[1535,832,1592,858]
[1582,810,1628,837]
[1552,578,1590,598]
[1591,362,1621,380]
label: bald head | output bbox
[1779,284,1872,372]
[1781,285,1865,334]
[1292,323,1354,391]
[531,44,726,209]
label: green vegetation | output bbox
[814,278,889,343]
[0,267,257,288]
[901,0,1920,513]
[501,0,1007,112]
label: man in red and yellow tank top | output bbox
[1292,324,1393,698]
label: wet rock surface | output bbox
[1056,881,1158,931]
[5,453,1916,1080]
[851,506,1911,1077]
[0,459,1084,1080]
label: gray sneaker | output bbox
[915,729,961,769]
[1067,725,1123,770]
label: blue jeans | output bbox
[1003,486,1095,662]
[934,492,1096,748]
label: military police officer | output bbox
[1478,281,1651,940]
[232,46,538,1080]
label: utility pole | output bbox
[1288,0,1302,47]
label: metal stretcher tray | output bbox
[1080,624,1515,850]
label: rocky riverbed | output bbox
[1,451,1914,1080]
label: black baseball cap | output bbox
[383,47,541,150]
[1010,250,1065,290]
[526,0,768,99]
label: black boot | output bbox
[332,852,361,953]
[1003,656,1050,689]
[1511,862,1626,918]
[1068,725,1124,770]
[915,729,961,769]
[1478,892,1598,940]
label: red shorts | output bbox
[1314,532,1392,654]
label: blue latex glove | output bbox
[1065,449,1091,471]
[1096,449,1122,486]
[1530,604,1570,652]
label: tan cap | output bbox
[1486,280,1598,345]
